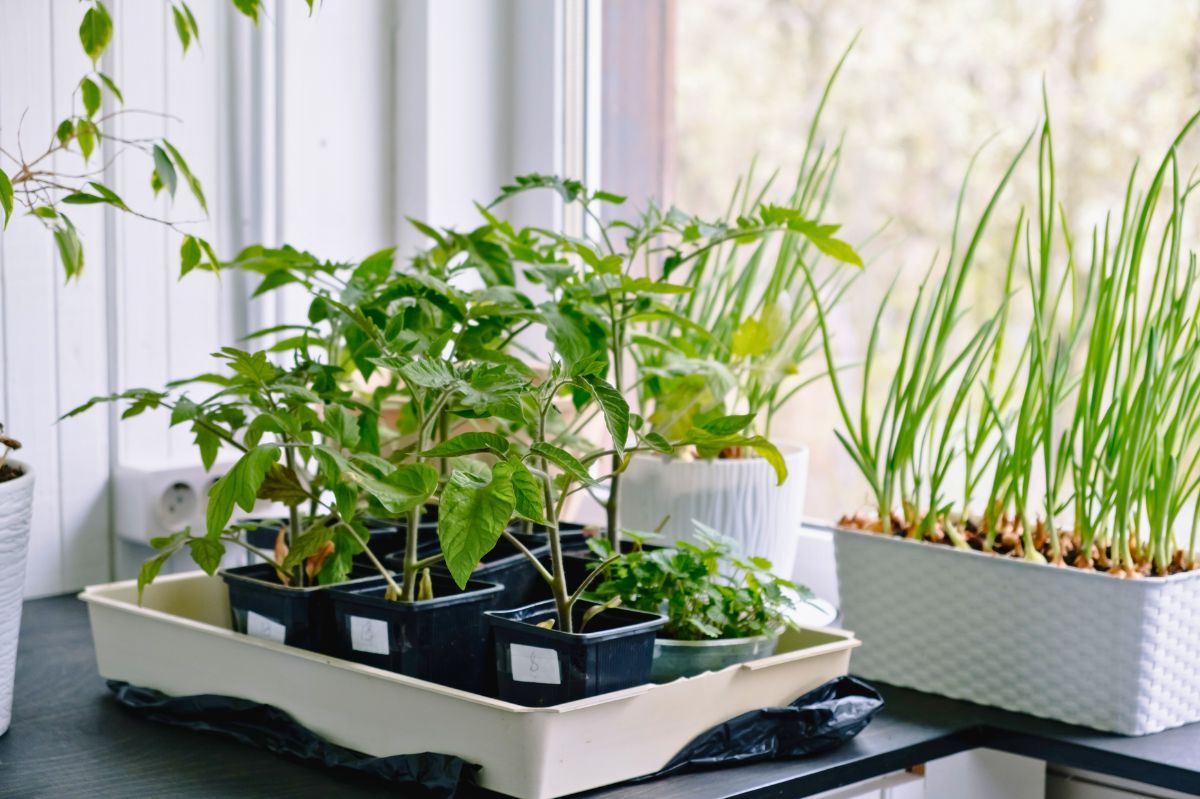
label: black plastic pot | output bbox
[486,599,666,706]
[221,562,379,654]
[382,531,552,609]
[352,511,441,567]
[510,520,601,553]
[326,574,504,693]
[238,517,286,550]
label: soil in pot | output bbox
[327,573,504,693]
[383,531,552,609]
[837,511,1199,577]
[487,599,666,706]
[650,634,780,683]
[0,463,22,483]
[221,562,378,654]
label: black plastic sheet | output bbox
[639,676,884,781]
[107,681,479,798]
[108,675,881,796]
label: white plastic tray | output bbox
[81,571,857,799]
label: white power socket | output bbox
[113,461,280,545]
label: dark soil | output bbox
[838,511,1196,578]
[0,463,23,484]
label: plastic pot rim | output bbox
[486,598,666,644]
[326,575,504,611]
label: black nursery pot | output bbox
[512,520,599,553]
[383,531,552,609]
[487,599,666,706]
[326,574,503,693]
[352,511,441,566]
[221,562,376,654]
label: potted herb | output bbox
[815,103,1200,735]
[619,49,863,572]
[586,524,810,682]
[0,428,33,736]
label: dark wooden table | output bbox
[3,595,1200,798]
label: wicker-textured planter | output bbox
[833,524,1200,735]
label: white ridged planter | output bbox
[0,461,35,736]
[617,448,809,576]
[832,524,1200,735]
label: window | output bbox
[600,0,1200,521]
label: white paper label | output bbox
[245,611,286,643]
[350,615,389,655]
[510,643,561,685]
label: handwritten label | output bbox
[245,611,286,643]
[350,616,389,655]
[510,643,561,684]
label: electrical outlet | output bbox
[114,461,281,545]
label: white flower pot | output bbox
[0,461,35,736]
[832,524,1200,735]
[617,448,809,575]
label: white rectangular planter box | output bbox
[81,571,858,799]
[832,525,1200,735]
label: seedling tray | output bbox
[80,572,858,799]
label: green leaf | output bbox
[187,537,225,574]
[686,430,788,485]
[153,144,178,197]
[97,72,123,103]
[334,454,438,515]
[75,119,97,161]
[593,190,626,204]
[180,235,200,276]
[510,460,547,524]
[699,414,755,436]
[397,358,455,390]
[0,168,11,230]
[31,206,57,220]
[438,463,517,588]
[809,234,863,267]
[79,2,113,64]
[52,215,85,280]
[421,431,510,458]
[219,347,279,385]
[732,317,771,358]
[172,5,192,51]
[193,423,220,471]
[161,140,207,213]
[529,442,595,486]
[137,551,172,604]
[81,78,101,118]
[636,429,673,454]
[574,374,629,457]
[206,445,281,539]
[55,119,74,145]
[258,464,309,506]
[232,0,260,24]
[87,181,128,210]
[281,521,335,573]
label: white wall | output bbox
[0,0,234,598]
[1,0,565,597]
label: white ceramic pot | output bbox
[832,524,1200,735]
[0,461,35,736]
[616,448,809,575]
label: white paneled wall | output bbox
[0,0,233,597]
[1,0,563,598]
